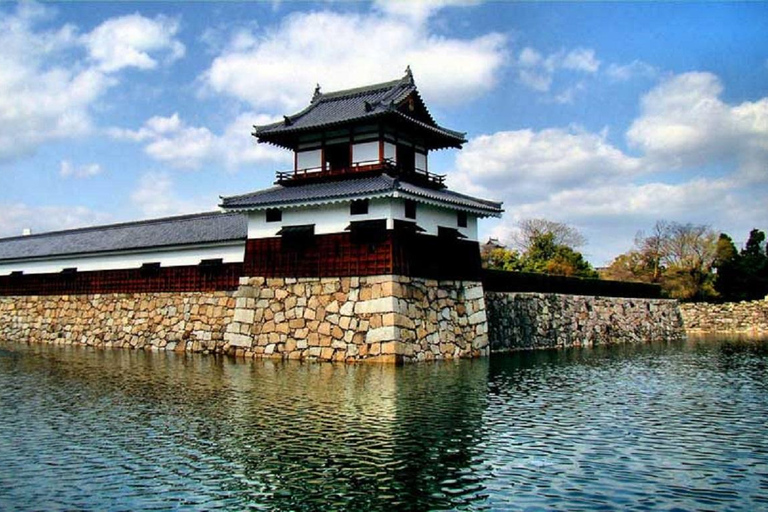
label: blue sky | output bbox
[1,1,767,265]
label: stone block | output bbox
[366,326,398,343]
[468,310,487,325]
[233,308,254,324]
[227,333,252,348]
[355,297,395,315]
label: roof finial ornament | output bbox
[404,65,414,84]
[312,83,322,102]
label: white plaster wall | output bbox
[352,142,379,165]
[415,152,427,171]
[248,200,394,238]
[0,243,245,276]
[383,142,396,162]
[247,198,479,241]
[390,199,478,240]
[296,149,322,171]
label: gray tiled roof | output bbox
[0,211,247,262]
[220,175,503,216]
[254,70,466,149]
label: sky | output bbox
[1,0,767,266]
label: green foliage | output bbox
[601,220,717,301]
[519,232,598,278]
[481,224,597,278]
[482,246,523,272]
[714,229,768,301]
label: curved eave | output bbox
[253,111,465,151]
[222,191,503,218]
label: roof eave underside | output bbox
[221,183,503,218]
[255,112,466,151]
[0,239,245,265]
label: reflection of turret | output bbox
[3,343,491,510]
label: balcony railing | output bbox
[276,159,446,188]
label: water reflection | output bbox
[0,345,490,511]
[1,339,768,511]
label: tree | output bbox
[601,220,717,301]
[512,218,586,253]
[713,233,742,301]
[738,229,768,300]
[481,220,597,278]
[519,232,597,278]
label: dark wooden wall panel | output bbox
[0,263,243,296]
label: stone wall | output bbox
[0,292,235,353]
[680,298,768,334]
[0,275,489,363]
[485,292,684,351]
[224,275,488,363]
[0,282,691,361]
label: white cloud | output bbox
[486,178,743,265]
[0,3,184,163]
[373,0,480,25]
[110,112,289,170]
[515,46,600,93]
[82,13,185,72]
[452,126,641,202]
[561,48,600,73]
[59,160,102,178]
[627,72,768,181]
[130,171,215,218]
[606,60,657,82]
[0,203,111,238]
[202,9,506,112]
[458,71,768,264]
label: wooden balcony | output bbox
[275,159,446,188]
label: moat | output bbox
[1,337,767,511]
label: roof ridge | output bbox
[0,210,240,243]
[317,77,407,101]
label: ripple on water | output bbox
[0,338,767,511]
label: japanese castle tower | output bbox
[221,68,502,279]
[0,70,503,363]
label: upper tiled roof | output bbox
[254,68,466,150]
[220,175,503,216]
[0,211,247,262]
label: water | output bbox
[1,338,767,511]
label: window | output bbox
[277,224,315,251]
[347,219,387,245]
[199,258,224,276]
[438,227,468,240]
[61,267,78,281]
[350,199,369,216]
[325,143,350,172]
[266,208,282,223]
[457,211,468,228]
[405,199,417,219]
[140,262,161,278]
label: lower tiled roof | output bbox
[220,175,503,216]
[0,211,247,262]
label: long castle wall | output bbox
[0,275,488,363]
[680,298,768,335]
[0,276,693,361]
[485,292,685,351]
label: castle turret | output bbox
[220,70,501,280]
